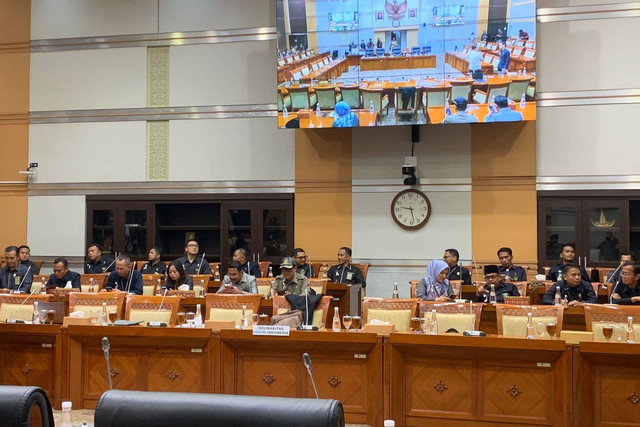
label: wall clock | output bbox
[390,189,431,230]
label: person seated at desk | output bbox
[232,248,261,278]
[84,243,115,274]
[294,248,314,278]
[218,260,257,294]
[484,96,523,122]
[443,97,478,124]
[271,257,310,296]
[175,239,212,275]
[542,264,597,306]
[611,262,640,304]
[18,245,39,274]
[141,246,167,275]
[163,260,193,291]
[518,29,530,41]
[48,258,81,289]
[417,259,454,302]
[442,248,472,285]
[327,247,366,287]
[332,101,359,128]
[546,242,591,282]
[104,255,143,295]
[0,245,33,293]
[497,247,527,282]
[608,251,636,284]
[475,264,520,303]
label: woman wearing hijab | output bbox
[417,259,455,302]
[332,101,360,128]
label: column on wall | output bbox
[0,0,30,247]
[471,122,537,270]
[294,128,352,262]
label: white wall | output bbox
[27,196,86,257]
[159,0,275,32]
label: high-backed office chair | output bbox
[512,281,529,296]
[496,304,564,337]
[255,278,274,298]
[507,77,533,102]
[258,261,272,279]
[205,294,262,326]
[141,274,163,296]
[422,86,452,110]
[69,292,126,319]
[392,47,401,56]
[30,275,49,293]
[584,304,640,341]
[449,79,474,102]
[278,92,292,112]
[365,48,374,57]
[351,263,370,281]
[362,297,418,331]
[315,86,342,109]
[272,295,332,328]
[375,48,385,56]
[80,274,108,292]
[190,275,211,294]
[288,86,317,110]
[0,386,54,427]
[0,294,51,322]
[472,82,510,104]
[360,88,389,123]
[313,263,331,279]
[411,46,421,55]
[209,262,221,280]
[419,301,483,331]
[125,295,181,326]
[338,85,361,109]
[309,278,329,295]
[421,46,431,54]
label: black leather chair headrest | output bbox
[95,390,344,427]
[0,385,54,427]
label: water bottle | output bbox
[199,279,205,297]
[240,304,248,329]
[332,307,341,332]
[489,284,497,304]
[268,266,274,278]
[89,278,95,293]
[430,309,438,335]
[100,302,108,326]
[627,316,635,343]
[526,312,535,339]
[445,105,452,115]
[322,266,328,279]
[282,105,288,118]
[61,401,73,427]
[33,301,40,324]
[392,282,399,299]
[214,266,220,281]
[195,304,203,328]
[520,94,526,108]
[369,100,375,115]
[554,285,562,306]
[523,67,527,75]
[316,103,321,117]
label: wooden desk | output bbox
[64,325,214,409]
[219,329,383,426]
[0,324,62,407]
[445,52,493,75]
[386,333,572,426]
[278,109,377,128]
[359,55,436,71]
[426,102,536,124]
[574,341,640,426]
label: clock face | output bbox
[391,189,432,230]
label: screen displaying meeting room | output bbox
[276,0,536,129]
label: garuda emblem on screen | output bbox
[385,0,408,26]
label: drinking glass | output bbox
[602,324,614,342]
[259,314,270,325]
[613,324,625,342]
[342,315,352,330]
[89,310,100,325]
[351,316,362,330]
[108,310,117,326]
[46,310,56,325]
[251,313,260,328]
[535,321,546,339]
[546,322,557,339]
[410,317,421,333]
[421,316,430,334]
[176,311,186,327]
[38,309,48,324]
[186,312,196,328]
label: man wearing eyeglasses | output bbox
[293,248,314,278]
[174,239,212,275]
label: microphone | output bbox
[19,286,39,305]
[104,258,116,272]
[303,352,319,399]
[607,260,626,284]
[471,253,480,283]
[125,261,136,293]
[610,280,621,304]
[102,337,113,390]
[17,265,32,293]
[197,252,206,274]
[158,289,168,312]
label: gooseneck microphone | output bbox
[303,352,319,399]
[102,337,113,390]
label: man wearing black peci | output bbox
[475,265,520,303]
[105,254,143,295]
[327,247,366,287]
[175,239,212,275]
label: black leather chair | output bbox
[0,386,54,427]
[95,390,344,427]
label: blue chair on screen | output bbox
[376,48,385,56]
[411,46,421,55]
[365,48,374,57]
[422,46,432,54]
[392,47,401,56]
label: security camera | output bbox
[402,164,417,186]
[19,162,38,177]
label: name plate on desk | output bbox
[252,325,290,336]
